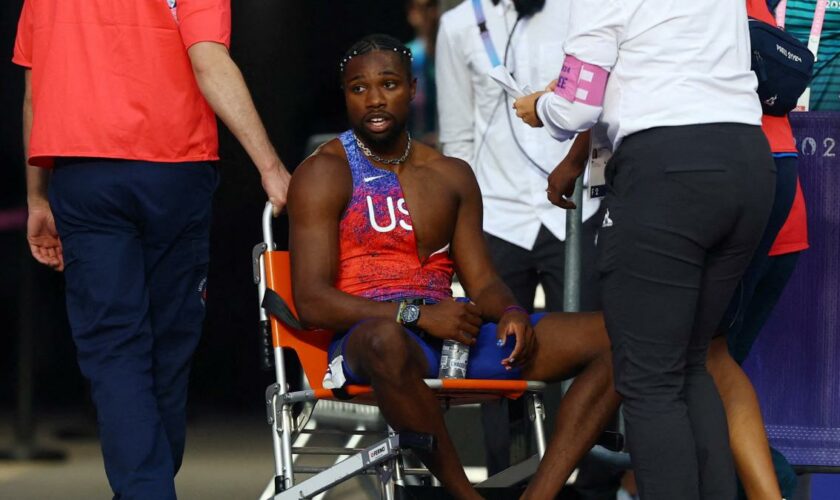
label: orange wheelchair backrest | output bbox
[263,250,334,392]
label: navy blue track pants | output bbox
[49,159,217,500]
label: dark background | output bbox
[0,1,413,416]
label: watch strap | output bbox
[396,301,407,324]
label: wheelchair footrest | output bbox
[273,435,401,499]
[399,431,435,453]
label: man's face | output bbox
[343,51,416,149]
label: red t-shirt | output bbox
[770,179,808,256]
[13,0,231,168]
[747,0,809,256]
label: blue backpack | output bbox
[749,18,814,115]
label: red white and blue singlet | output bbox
[326,131,535,386]
[335,130,454,303]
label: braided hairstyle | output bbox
[339,34,413,80]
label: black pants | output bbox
[599,124,776,500]
[481,221,602,474]
[723,156,801,499]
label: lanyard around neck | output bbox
[472,0,502,67]
[776,0,829,110]
[776,0,828,57]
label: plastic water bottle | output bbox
[439,339,470,379]
[438,298,471,379]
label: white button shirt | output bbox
[436,0,600,251]
[537,0,763,150]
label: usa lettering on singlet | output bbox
[365,195,413,233]
[335,130,454,303]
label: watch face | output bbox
[401,304,420,325]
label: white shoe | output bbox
[617,488,639,500]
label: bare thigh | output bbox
[342,318,433,382]
[522,312,610,382]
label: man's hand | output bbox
[260,161,292,216]
[187,42,290,216]
[27,201,63,271]
[513,91,547,128]
[496,309,536,370]
[417,298,482,345]
[546,156,583,209]
[546,130,590,209]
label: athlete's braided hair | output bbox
[339,34,413,78]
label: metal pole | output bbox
[531,394,547,459]
[261,202,295,491]
[563,175,632,470]
[563,176,584,313]
[557,176,585,398]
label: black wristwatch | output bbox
[397,302,421,328]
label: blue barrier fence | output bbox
[744,112,840,469]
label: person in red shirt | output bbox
[14,1,290,498]
[707,1,808,499]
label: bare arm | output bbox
[289,153,481,345]
[447,159,519,321]
[547,130,590,209]
[23,69,63,270]
[287,152,400,331]
[447,159,536,366]
[564,129,592,170]
[187,41,290,214]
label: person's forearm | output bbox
[295,284,400,332]
[566,130,591,172]
[23,70,49,205]
[470,278,521,322]
[27,166,50,206]
[188,42,282,174]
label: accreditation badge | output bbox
[585,147,611,198]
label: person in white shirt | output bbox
[513,1,776,499]
[436,0,603,477]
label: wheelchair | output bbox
[253,202,625,499]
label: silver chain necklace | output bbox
[354,132,412,165]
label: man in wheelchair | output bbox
[286,34,620,499]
